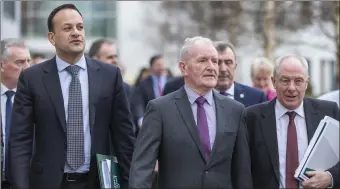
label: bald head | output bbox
[274,55,309,77]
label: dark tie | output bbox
[65,65,85,170]
[4,90,15,179]
[286,111,299,188]
[220,91,230,96]
[195,96,211,161]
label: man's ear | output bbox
[48,32,56,46]
[178,61,187,76]
[271,76,276,89]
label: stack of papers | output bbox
[294,116,339,181]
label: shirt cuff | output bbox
[326,171,333,188]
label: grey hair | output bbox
[179,36,214,61]
[274,54,309,77]
[213,41,237,59]
[0,38,28,61]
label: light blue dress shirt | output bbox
[56,55,91,173]
[151,74,167,97]
[184,85,217,149]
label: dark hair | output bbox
[214,41,237,58]
[47,4,82,32]
[88,39,114,58]
[134,67,149,86]
[149,54,163,67]
[32,53,45,59]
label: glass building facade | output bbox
[21,1,117,39]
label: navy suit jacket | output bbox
[8,57,135,189]
[233,82,267,107]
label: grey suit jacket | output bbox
[129,87,252,189]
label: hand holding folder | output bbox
[294,116,339,183]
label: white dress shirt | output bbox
[1,83,16,172]
[275,100,308,188]
[56,55,91,173]
[217,82,234,99]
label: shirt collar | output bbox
[275,99,305,119]
[215,82,235,96]
[1,83,16,96]
[184,84,214,106]
[56,54,87,72]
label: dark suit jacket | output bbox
[129,87,252,189]
[162,76,185,96]
[245,98,340,189]
[8,57,135,189]
[123,82,134,103]
[233,82,267,107]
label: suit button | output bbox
[205,171,208,175]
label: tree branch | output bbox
[316,18,336,40]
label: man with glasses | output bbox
[245,54,339,189]
[214,41,267,107]
[0,38,31,189]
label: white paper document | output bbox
[295,116,339,181]
[101,159,112,188]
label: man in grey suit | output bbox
[129,36,252,189]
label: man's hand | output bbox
[302,171,332,188]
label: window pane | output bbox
[3,1,15,20]
[21,1,117,38]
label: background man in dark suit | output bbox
[129,36,252,189]
[8,4,135,189]
[0,38,31,189]
[214,41,267,107]
[130,55,170,131]
[245,54,339,189]
[88,39,134,102]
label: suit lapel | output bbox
[303,99,319,142]
[260,99,280,182]
[42,57,66,133]
[206,92,225,166]
[174,87,207,162]
[86,58,101,134]
[234,82,245,105]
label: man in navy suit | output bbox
[8,4,135,189]
[214,41,266,107]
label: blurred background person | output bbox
[131,54,169,130]
[1,38,31,189]
[30,53,45,65]
[214,41,267,107]
[134,67,150,87]
[88,38,134,102]
[250,57,277,100]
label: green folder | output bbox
[96,154,121,189]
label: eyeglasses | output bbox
[278,77,307,86]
